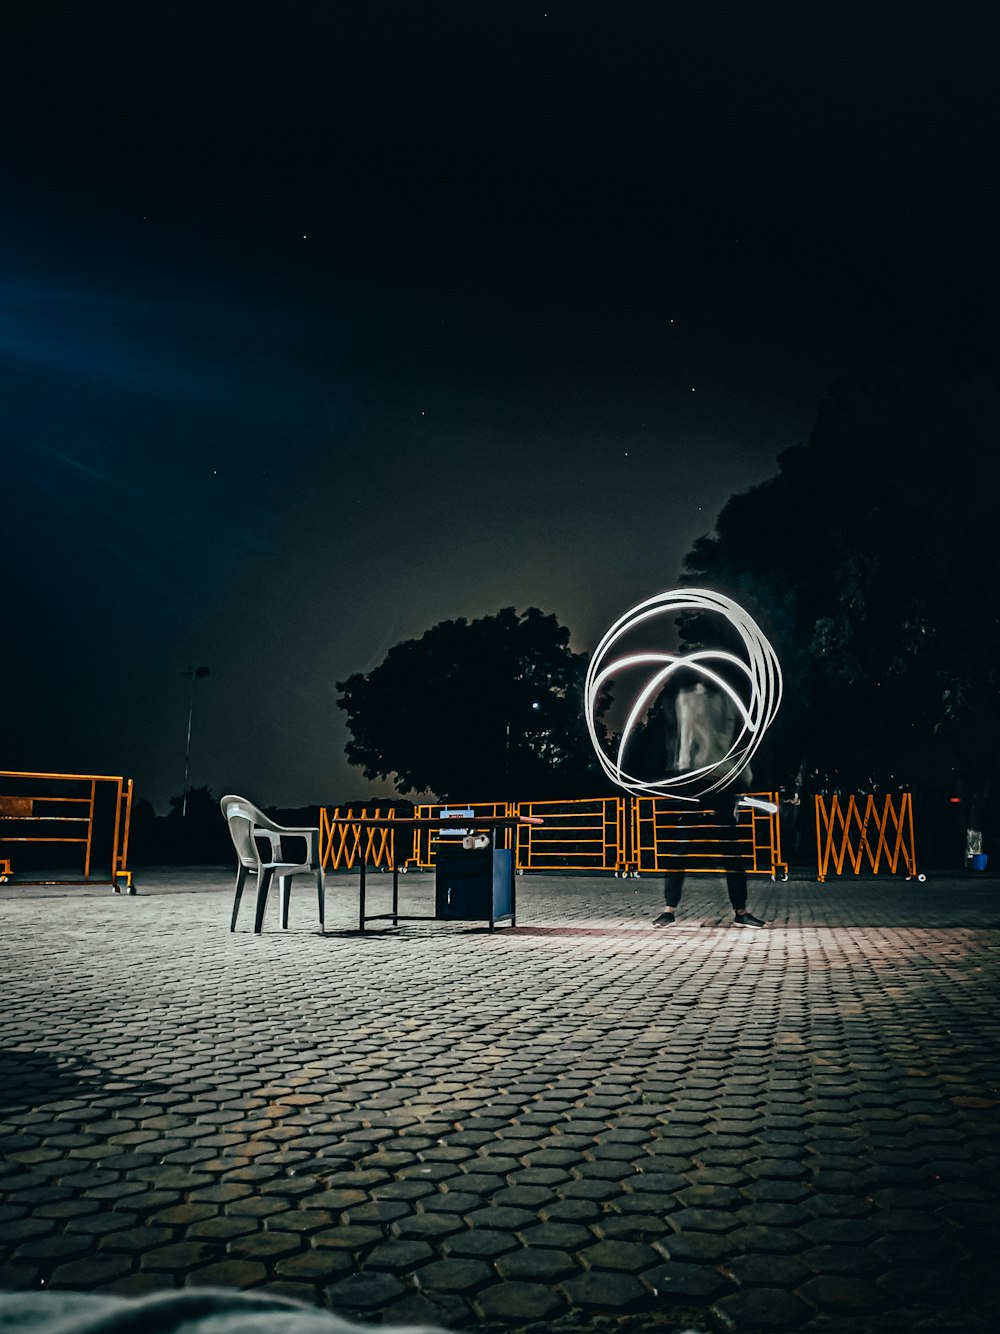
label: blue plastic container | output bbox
[971,853,988,871]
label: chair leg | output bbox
[230,865,249,931]
[254,868,274,934]
[316,869,325,930]
[279,875,292,929]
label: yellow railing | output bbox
[815,792,919,881]
[632,792,786,879]
[406,801,515,870]
[390,793,786,879]
[514,797,629,874]
[0,770,134,891]
[319,807,399,871]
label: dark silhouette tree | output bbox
[337,607,610,799]
[161,785,232,863]
[682,371,1000,803]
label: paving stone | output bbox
[797,1273,886,1312]
[464,1204,538,1229]
[49,1253,133,1287]
[595,1213,668,1241]
[187,1259,267,1288]
[411,1257,493,1293]
[186,1217,258,1240]
[227,1230,302,1260]
[140,1241,221,1271]
[92,1273,175,1298]
[802,1242,884,1275]
[98,1225,175,1252]
[324,1270,406,1308]
[365,1238,435,1271]
[559,1179,621,1201]
[629,1166,687,1190]
[224,1196,292,1219]
[262,1209,335,1234]
[185,1183,253,1204]
[800,1216,879,1245]
[35,1200,104,1221]
[541,1199,602,1222]
[613,1192,680,1217]
[442,1227,520,1258]
[64,1212,137,1236]
[676,1184,745,1210]
[669,1208,741,1234]
[12,1234,93,1262]
[560,1270,648,1309]
[727,1252,813,1286]
[0,1219,55,1243]
[391,1213,464,1241]
[642,1260,731,1301]
[658,1231,733,1262]
[382,1292,468,1328]
[495,1248,578,1281]
[802,1193,873,1219]
[475,1279,566,1321]
[581,1239,660,1272]
[275,1250,354,1281]
[712,1285,811,1327]
[491,1184,556,1206]
[115,1190,180,1213]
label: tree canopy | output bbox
[681,372,1000,795]
[337,607,609,800]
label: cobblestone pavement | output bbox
[2,869,999,1333]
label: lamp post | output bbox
[181,666,210,817]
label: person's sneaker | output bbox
[734,912,766,928]
[652,911,676,926]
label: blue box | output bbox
[435,846,514,927]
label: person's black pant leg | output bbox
[664,873,685,907]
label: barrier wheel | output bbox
[400,866,408,874]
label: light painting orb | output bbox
[585,588,782,800]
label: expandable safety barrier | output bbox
[632,793,786,879]
[406,801,515,870]
[393,793,785,878]
[319,807,400,872]
[814,792,919,881]
[514,797,630,874]
[0,770,134,891]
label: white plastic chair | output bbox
[220,795,324,934]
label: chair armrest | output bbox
[252,829,283,864]
[255,825,319,867]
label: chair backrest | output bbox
[220,794,270,868]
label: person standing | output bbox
[652,789,765,927]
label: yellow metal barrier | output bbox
[319,807,399,872]
[633,793,786,879]
[815,792,920,881]
[396,794,785,880]
[514,797,629,874]
[406,800,515,870]
[0,770,135,891]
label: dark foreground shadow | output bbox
[0,1047,170,1115]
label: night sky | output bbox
[4,1,996,811]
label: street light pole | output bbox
[181,666,210,817]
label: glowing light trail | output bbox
[585,588,782,799]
